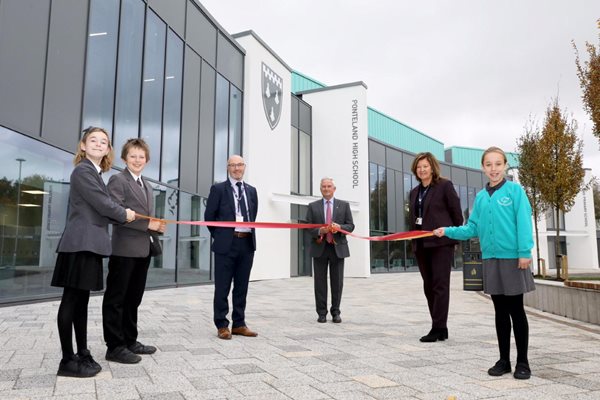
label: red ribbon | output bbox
[136,214,432,241]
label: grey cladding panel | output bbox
[299,102,311,134]
[185,3,216,66]
[291,95,299,127]
[451,167,468,185]
[148,0,186,38]
[369,141,385,165]
[0,0,50,136]
[385,147,402,170]
[467,170,483,188]
[42,0,88,150]
[441,164,452,180]
[402,153,414,171]
[179,47,201,193]
[216,33,243,90]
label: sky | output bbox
[199,0,599,175]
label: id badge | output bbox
[415,217,422,225]
[236,216,244,223]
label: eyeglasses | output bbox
[227,163,245,168]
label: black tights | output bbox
[57,287,90,360]
[491,294,529,364]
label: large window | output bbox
[140,9,166,181]
[0,127,74,302]
[213,75,243,183]
[113,0,145,150]
[177,193,211,284]
[290,97,312,195]
[82,0,120,130]
[162,29,184,185]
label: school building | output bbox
[0,0,596,305]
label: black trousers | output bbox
[213,236,254,329]
[415,245,454,329]
[313,243,345,317]
[491,294,529,364]
[102,255,151,350]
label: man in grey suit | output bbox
[306,178,354,323]
[103,138,165,364]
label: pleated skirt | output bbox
[483,258,536,296]
[51,251,104,291]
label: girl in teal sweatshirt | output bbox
[434,146,535,380]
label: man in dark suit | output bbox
[103,138,165,363]
[204,155,259,340]
[306,178,354,323]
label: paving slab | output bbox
[1,272,600,399]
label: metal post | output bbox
[12,158,25,266]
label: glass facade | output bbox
[368,141,485,274]
[0,0,244,304]
[290,96,313,277]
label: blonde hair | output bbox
[74,127,114,172]
[481,146,507,165]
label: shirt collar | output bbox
[229,177,243,187]
[127,169,141,181]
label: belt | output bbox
[233,231,251,238]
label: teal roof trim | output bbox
[446,146,520,169]
[367,107,444,159]
[292,71,326,93]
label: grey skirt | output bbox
[482,258,535,296]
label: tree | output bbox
[537,100,585,280]
[516,119,548,275]
[573,19,600,142]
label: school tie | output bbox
[236,182,249,221]
[137,178,147,202]
[326,200,333,243]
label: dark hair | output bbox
[74,126,114,172]
[411,152,442,184]
[121,138,151,163]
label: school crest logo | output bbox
[261,62,283,130]
[497,196,513,207]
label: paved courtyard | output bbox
[1,272,600,400]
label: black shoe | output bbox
[57,356,98,378]
[488,359,512,376]
[77,349,102,374]
[317,315,327,323]
[332,315,342,323]
[128,341,157,355]
[106,346,142,364]
[419,328,448,342]
[513,362,531,380]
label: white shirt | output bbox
[229,177,251,232]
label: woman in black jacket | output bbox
[409,152,463,342]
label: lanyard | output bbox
[417,185,429,218]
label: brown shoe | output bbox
[217,327,232,340]
[231,326,258,337]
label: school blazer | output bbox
[306,198,355,259]
[107,169,155,258]
[409,178,463,249]
[204,180,259,254]
[57,159,127,256]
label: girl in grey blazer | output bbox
[51,127,135,378]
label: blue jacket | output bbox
[444,180,533,259]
